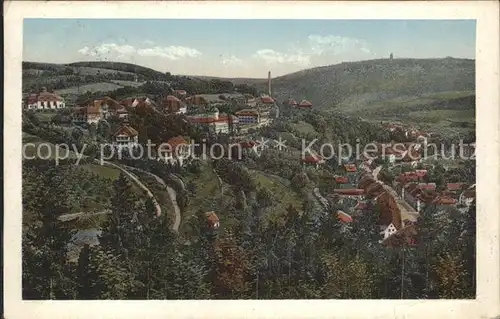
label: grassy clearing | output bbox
[56,82,124,95]
[79,164,121,180]
[250,170,303,218]
[182,162,221,214]
[292,121,318,135]
[407,109,475,122]
[34,111,58,123]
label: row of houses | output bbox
[284,98,313,109]
[382,122,431,140]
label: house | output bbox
[302,154,325,168]
[259,96,275,105]
[186,95,209,106]
[112,125,139,149]
[235,109,260,125]
[333,188,365,198]
[173,90,187,99]
[161,95,187,114]
[375,192,403,230]
[459,188,476,207]
[344,164,357,173]
[380,223,418,247]
[418,183,436,191]
[286,98,298,107]
[433,196,457,206]
[205,211,220,229]
[415,169,428,179]
[158,136,191,166]
[446,183,467,193]
[187,108,237,134]
[120,96,155,109]
[335,176,349,184]
[336,210,353,223]
[115,106,129,120]
[244,94,257,107]
[72,102,103,125]
[380,223,398,240]
[297,100,313,109]
[25,88,66,110]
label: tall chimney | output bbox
[268,71,272,96]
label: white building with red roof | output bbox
[25,88,66,110]
[112,125,139,149]
[297,100,313,109]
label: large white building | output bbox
[25,88,65,110]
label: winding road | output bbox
[120,164,181,232]
[59,161,182,232]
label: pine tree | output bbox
[75,244,136,299]
[22,166,77,299]
[99,172,141,254]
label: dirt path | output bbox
[58,210,111,222]
[120,164,181,232]
[96,160,162,218]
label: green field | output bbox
[250,170,304,219]
[292,121,318,135]
[79,163,122,180]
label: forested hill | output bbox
[238,58,475,109]
[22,61,259,98]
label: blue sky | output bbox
[23,19,476,77]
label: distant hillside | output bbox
[242,58,475,109]
[192,75,266,86]
[22,61,259,102]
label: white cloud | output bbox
[221,55,243,66]
[144,39,155,45]
[253,49,310,67]
[137,46,201,60]
[78,43,201,60]
[308,34,372,55]
[248,34,373,74]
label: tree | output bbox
[97,120,111,140]
[99,173,141,254]
[76,244,135,299]
[22,165,77,299]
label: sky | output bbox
[23,19,476,78]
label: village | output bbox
[22,68,476,251]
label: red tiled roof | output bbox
[446,183,466,191]
[28,91,63,103]
[302,155,323,164]
[335,176,349,184]
[418,183,436,191]
[261,96,275,104]
[239,141,257,149]
[333,189,365,196]
[336,211,353,223]
[113,125,138,137]
[205,211,219,226]
[344,164,357,172]
[433,196,457,205]
[415,169,428,177]
[235,109,259,116]
[298,100,313,108]
[166,136,188,151]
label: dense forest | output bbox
[22,158,476,299]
